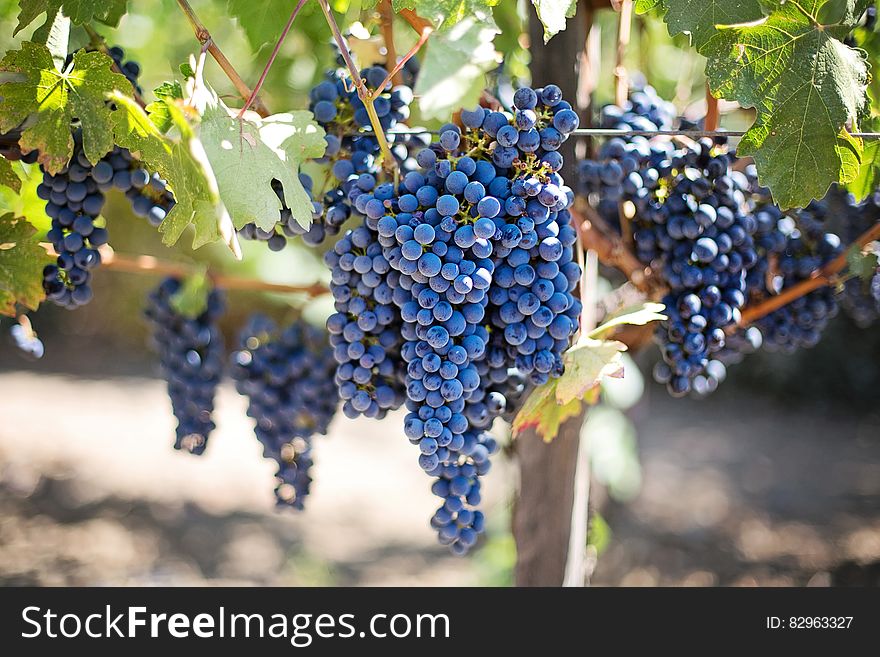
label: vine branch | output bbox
[378,0,402,86]
[317,0,397,173]
[238,0,307,118]
[175,0,270,117]
[41,244,327,296]
[370,22,432,101]
[614,0,633,108]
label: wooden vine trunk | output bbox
[512,3,591,587]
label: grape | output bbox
[8,317,44,359]
[144,278,225,455]
[230,315,339,509]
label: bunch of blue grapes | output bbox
[230,315,339,509]
[749,201,842,352]
[629,138,759,397]
[144,278,225,456]
[40,47,175,308]
[327,85,581,553]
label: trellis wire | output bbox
[380,128,880,139]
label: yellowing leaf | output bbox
[511,379,583,442]
[589,301,667,339]
[0,157,21,193]
[555,337,626,405]
[0,213,54,315]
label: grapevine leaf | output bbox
[588,301,667,339]
[364,0,500,29]
[32,6,69,72]
[227,0,291,51]
[654,0,764,49]
[196,80,325,231]
[0,162,51,232]
[14,0,127,35]
[530,0,578,43]
[0,43,132,174]
[511,379,583,442]
[145,81,183,134]
[0,158,22,193]
[170,270,211,318]
[849,116,880,201]
[0,213,54,316]
[414,17,501,120]
[847,245,880,281]
[700,0,870,208]
[634,0,663,12]
[554,337,627,406]
[108,92,240,256]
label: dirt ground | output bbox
[0,369,877,586]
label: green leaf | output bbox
[530,0,577,43]
[227,0,291,51]
[365,0,500,29]
[0,157,22,193]
[413,16,501,120]
[849,116,880,201]
[192,74,325,232]
[0,213,54,316]
[657,0,763,49]
[554,337,627,406]
[145,81,184,133]
[700,0,870,208]
[0,43,132,174]
[511,379,583,442]
[108,92,240,255]
[0,162,52,232]
[170,270,211,318]
[588,301,667,339]
[847,244,880,281]
[634,0,663,12]
[14,0,127,35]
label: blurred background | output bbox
[1,0,879,586]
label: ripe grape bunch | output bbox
[230,316,339,509]
[39,45,175,308]
[323,84,582,553]
[836,190,880,328]
[144,278,225,456]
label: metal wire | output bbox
[382,128,880,139]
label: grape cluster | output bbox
[230,316,339,509]
[322,84,582,553]
[40,46,175,308]
[144,278,225,455]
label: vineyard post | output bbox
[512,1,591,587]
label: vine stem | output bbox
[317,0,397,174]
[378,0,401,85]
[738,221,880,327]
[370,22,432,102]
[238,0,307,118]
[40,244,327,296]
[572,201,658,294]
[175,0,270,117]
[83,24,147,108]
[704,84,720,132]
